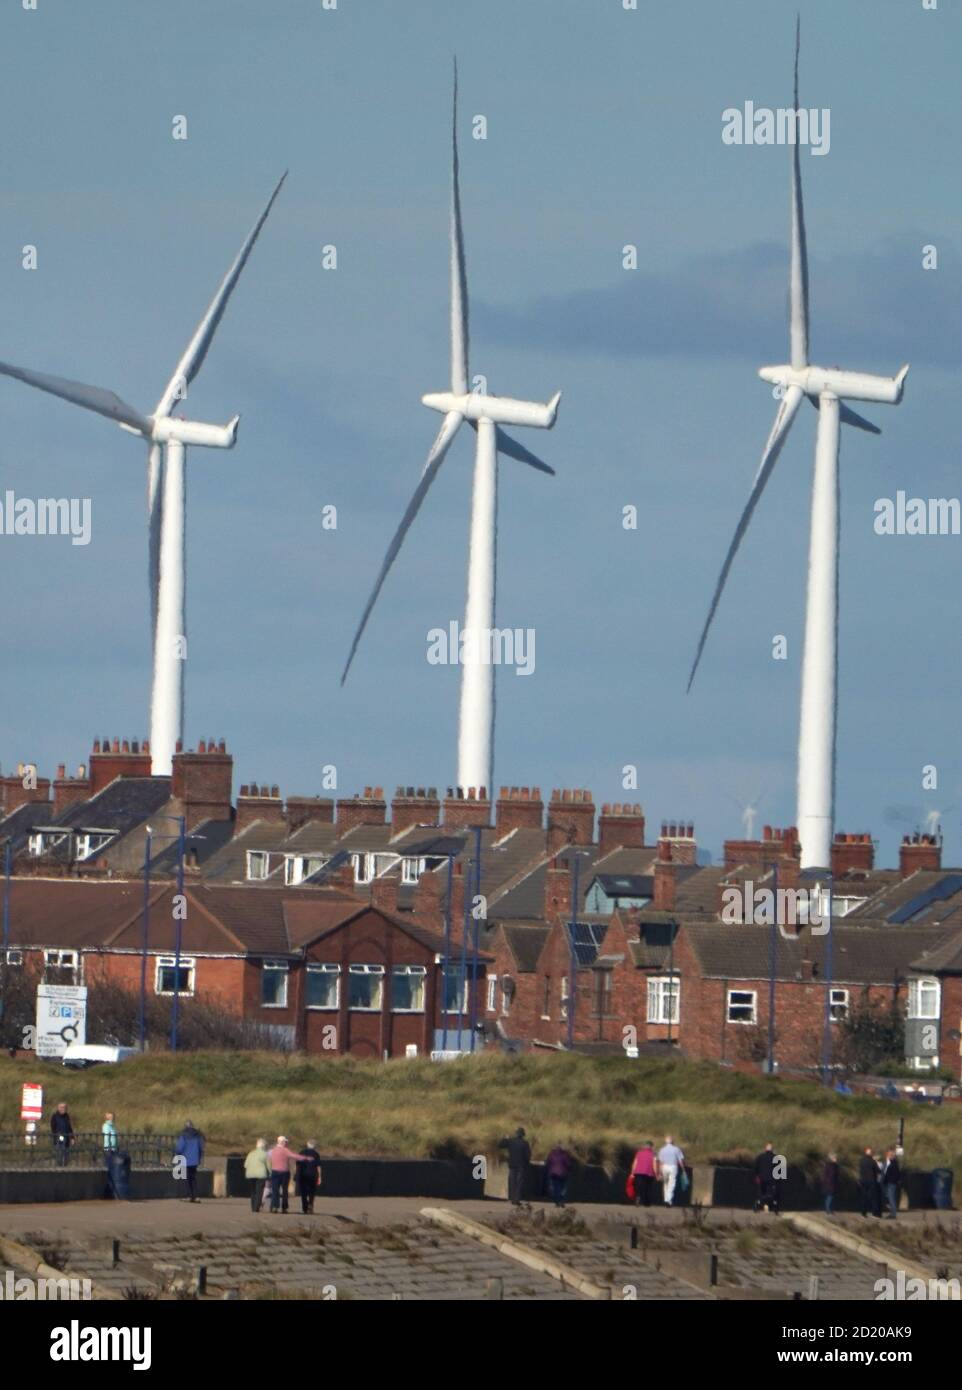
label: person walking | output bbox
[858,1147,881,1217]
[498,1127,532,1206]
[821,1151,840,1216]
[50,1102,74,1167]
[175,1120,205,1203]
[753,1142,780,1214]
[296,1141,322,1214]
[102,1112,120,1199]
[631,1141,658,1207]
[881,1147,901,1219]
[657,1134,685,1207]
[244,1138,271,1213]
[544,1142,573,1208]
[268,1135,298,1213]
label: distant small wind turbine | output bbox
[686,22,908,872]
[341,61,561,795]
[0,174,286,775]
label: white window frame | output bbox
[246,850,270,882]
[401,856,426,885]
[391,964,427,1013]
[351,853,374,886]
[305,962,340,1010]
[908,977,940,1021]
[727,989,757,1024]
[4,948,23,967]
[560,975,569,1021]
[261,958,290,1008]
[647,975,680,1025]
[541,975,551,1021]
[74,831,114,863]
[284,854,326,886]
[155,955,196,997]
[829,987,849,1022]
[28,831,68,857]
[442,968,469,1016]
[348,962,385,1011]
[486,974,497,1012]
[44,948,78,972]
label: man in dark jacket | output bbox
[753,1142,780,1214]
[498,1127,531,1206]
[296,1141,321,1214]
[175,1121,205,1203]
[50,1103,74,1167]
[858,1147,881,1217]
[881,1148,901,1219]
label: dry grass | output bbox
[2,1051,960,1175]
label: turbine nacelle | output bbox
[149,414,240,449]
[422,389,561,430]
[758,363,909,405]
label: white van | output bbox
[61,1043,140,1068]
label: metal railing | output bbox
[0,1131,179,1170]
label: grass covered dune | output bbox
[2,1052,960,1174]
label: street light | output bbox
[566,850,590,1050]
[142,815,187,1052]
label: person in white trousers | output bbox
[658,1134,686,1206]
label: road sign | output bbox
[20,1082,43,1120]
[35,984,88,1059]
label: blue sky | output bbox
[0,0,958,867]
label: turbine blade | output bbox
[789,17,810,370]
[0,359,150,433]
[687,384,804,693]
[154,172,287,418]
[450,58,470,396]
[470,422,555,475]
[147,442,163,644]
[807,395,881,435]
[341,411,464,685]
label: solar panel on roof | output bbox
[889,874,962,925]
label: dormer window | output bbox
[74,831,115,863]
[246,850,270,881]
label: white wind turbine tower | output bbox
[686,22,908,872]
[0,174,285,775]
[341,61,561,795]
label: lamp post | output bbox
[139,829,152,1052]
[821,870,835,1084]
[143,815,187,1052]
[767,860,778,1075]
[469,825,483,1051]
[0,838,11,1028]
[566,851,589,1051]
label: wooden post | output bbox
[111,1239,121,1267]
[484,1277,504,1300]
[196,1265,207,1296]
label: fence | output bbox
[0,1131,179,1170]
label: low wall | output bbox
[486,1161,692,1205]
[225,1154,483,1201]
[0,1167,214,1204]
[705,1165,947,1211]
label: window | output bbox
[391,964,426,1012]
[74,831,114,862]
[541,975,551,1020]
[486,974,497,1012]
[351,853,374,886]
[592,969,614,1017]
[908,977,940,1020]
[349,963,385,1011]
[246,850,270,881]
[28,831,68,857]
[560,975,569,1021]
[285,855,326,886]
[727,989,757,1024]
[261,959,289,1008]
[402,857,426,885]
[829,987,849,1022]
[3,949,23,967]
[44,949,79,982]
[443,968,468,1015]
[647,976,680,1025]
[155,956,195,996]
[306,963,340,1009]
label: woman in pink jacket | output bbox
[268,1135,298,1213]
[631,1141,659,1207]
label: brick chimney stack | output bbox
[391,786,441,837]
[831,832,875,877]
[597,803,645,859]
[52,762,91,818]
[413,863,445,932]
[495,786,544,839]
[547,789,595,852]
[653,839,678,910]
[0,763,51,816]
[335,787,386,834]
[442,786,491,830]
[370,873,400,915]
[285,797,335,832]
[171,740,233,827]
[543,856,573,925]
[89,737,153,796]
[900,832,941,878]
[235,783,285,834]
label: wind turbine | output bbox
[686,22,908,872]
[341,61,560,796]
[0,174,285,775]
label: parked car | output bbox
[61,1043,140,1068]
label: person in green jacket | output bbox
[244,1138,271,1213]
